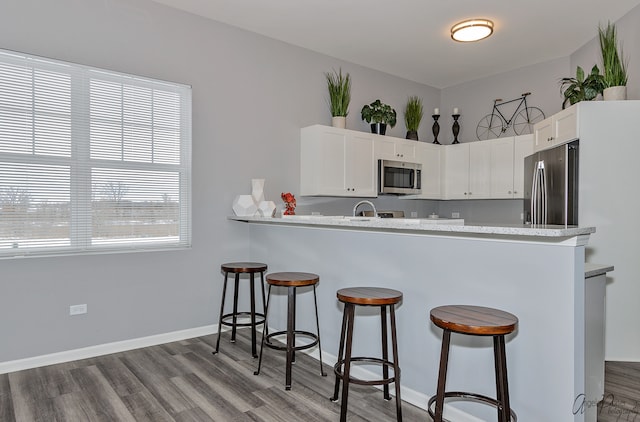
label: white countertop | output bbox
[228,215,596,238]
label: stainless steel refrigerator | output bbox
[523,140,579,225]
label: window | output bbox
[0,49,192,258]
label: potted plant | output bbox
[599,22,628,100]
[325,68,351,128]
[559,65,605,109]
[403,96,423,140]
[361,99,397,135]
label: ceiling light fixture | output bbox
[451,19,494,42]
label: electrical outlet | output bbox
[410,211,418,218]
[452,212,460,218]
[69,304,87,316]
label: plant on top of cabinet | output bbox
[325,68,352,129]
[361,99,396,135]
[403,96,424,141]
[598,22,628,100]
[559,65,605,109]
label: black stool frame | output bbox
[254,283,326,390]
[331,303,402,422]
[213,268,267,358]
[428,329,517,422]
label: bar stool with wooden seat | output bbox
[331,287,403,422]
[212,262,268,358]
[428,305,518,422]
[254,271,326,390]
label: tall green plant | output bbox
[599,22,628,88]
[404,96,424,131]
[325,68,351,117]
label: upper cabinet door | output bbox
[489,137,515,199]
[348,132,377,197]
[513,134,534,198]
[442,143,470,199]
[468,141,491,199]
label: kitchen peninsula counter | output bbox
[231,216,602,421]
[229,215,595,239]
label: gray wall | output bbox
[0,0,438,363]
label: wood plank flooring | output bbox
[0,329,428,421]
[598,361,640,422]
[2,330,639,421]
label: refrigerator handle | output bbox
[531,164,538,224]
[540,163,547,225]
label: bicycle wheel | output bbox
[476,113,504,140]
[513,107,545,135]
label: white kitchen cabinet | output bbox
[442,142,491,199]
[512,134,534,198]
[374,136,417,161]
[468,141,491,198]
[534,104,578,152]
[490,135,533,198]
[300,125,376,197]
[490,137,516,199]
[403,142,441,199]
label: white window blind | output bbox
[0,49,192,258]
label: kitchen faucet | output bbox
[352,200,377,217]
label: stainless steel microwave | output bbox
[378,159,422,195]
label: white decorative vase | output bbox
[332,116,346,129]
[251,178,265,204]
[232,195,258,216]
[603,86,627,101]
[257,201,276,217]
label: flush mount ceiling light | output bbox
[451,19,494,42]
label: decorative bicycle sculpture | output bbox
[476,92,545,140]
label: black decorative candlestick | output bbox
[432,115,441,144]
[452,114,460,144]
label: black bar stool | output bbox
[212,262,267,358]
[428,305,518,422]
[254,272,326,390]
[331,287,403,422]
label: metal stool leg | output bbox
[285,286,295,390]
[313,284,327,376]
[249,272,258,358]
[213,270,230,355]
[381,305,390,400]
[260,271,268,337]
[434,329,451,422]
[254,284,271,376]
[230,272,240,343]
[390,304,402,421]
[331,304,349,401]
[494,335,511,422]
[339,303,356,422]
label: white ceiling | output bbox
[150,0,640,88]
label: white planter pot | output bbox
[603,86,627,101]
[332,116,346,129]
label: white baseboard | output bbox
[0,324,217,375]
[1,325,482,421]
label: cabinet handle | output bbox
[508,191,512,194]
[464,192,467,195]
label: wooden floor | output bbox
[1,329,639,421]
[598,361,640,422]
[0,329,428,421]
